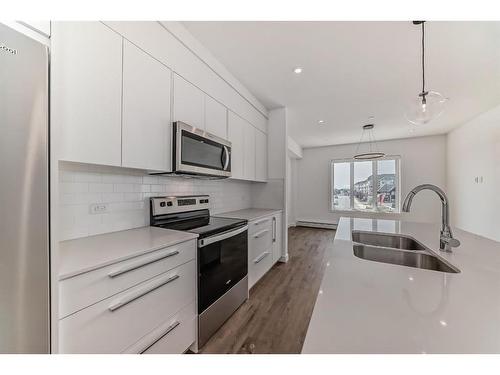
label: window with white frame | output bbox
[331,156,401,213]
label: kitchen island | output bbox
[302,217,500,353]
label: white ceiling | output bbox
[183,21,500,148]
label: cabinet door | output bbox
[173,74,204,129]
[122,40,172,171]
[53,22,123,166]
[272,213,283,264]
[227,111,245,180]
[255,129,267,182]
[243,122,256,181]
[204,95,227,140]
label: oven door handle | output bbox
[198,225,248,248]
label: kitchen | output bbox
[1,1,500,372]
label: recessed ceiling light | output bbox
[293,67,303,74]
[318,120,325,125]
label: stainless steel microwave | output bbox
[173,121,231,178]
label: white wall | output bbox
[295,135,448,225]
[288,137,303,159]
[59,162,253,241]
[447,105,500,242]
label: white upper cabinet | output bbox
[243,120,256,181]
[204,95,227,140]
[227,111,245,180]
[53,22,123,167]
[19,21,51,37]
[173,73,204,129]
[122,41,172,171]
[255,129,267,182]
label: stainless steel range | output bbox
[150,195,248,347]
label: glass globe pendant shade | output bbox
[405,91,447,125]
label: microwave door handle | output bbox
[222,146,230,170]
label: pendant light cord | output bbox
[421,22,426,95]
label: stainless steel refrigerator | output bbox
[0,23,50,353]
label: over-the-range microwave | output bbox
[171,121,232,178]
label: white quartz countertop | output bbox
[59,227,198,280]
[302,217,500,354]
[216,208,282,222]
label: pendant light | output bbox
[353,124,386,160]
[405,21,448,126]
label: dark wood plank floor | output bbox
[199,226,335,354]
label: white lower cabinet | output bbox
[59,240,197,354]
[139,302,196,354]
[272,213,283,263]
[59,240,195,319]
[247,212,283,289]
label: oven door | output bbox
[174,121,231,177]
[198,225,248,313]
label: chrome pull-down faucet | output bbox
[402,184,460,253]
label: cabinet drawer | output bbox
[59,240,195,318]
[59,260,196,353]
[249,216,273,235]
[249,248,273,288]
[135,302,196,354]
[249,226,272,258]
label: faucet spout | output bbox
[402,184,460,252]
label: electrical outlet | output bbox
[90,203,108,214]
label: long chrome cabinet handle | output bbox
[108,274,180,312]
[272,217,276,242]
[254,251,270,264]
[253,229,269,239]
[108,250,180,278]
[253,218,270,226]
[141,321,180,353]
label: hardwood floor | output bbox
[199,226,335,354]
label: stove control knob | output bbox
[160,202,166,207]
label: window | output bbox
[331,156,400,213]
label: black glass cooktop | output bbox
[151,209,246,238]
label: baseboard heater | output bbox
[295,220,337,230]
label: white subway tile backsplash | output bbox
[151,184,166,193]
[60,182,89,194]
[142,176,158,184]
[89,183,113,193]
[113,183,137,193]
[102,174,126,184]
[102,192,125,203]
[59,163,253,240]
[123,192,143,202]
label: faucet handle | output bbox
[440,235,461,252]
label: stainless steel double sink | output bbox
[351,231,460,273]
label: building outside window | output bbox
[331,156,400,213]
